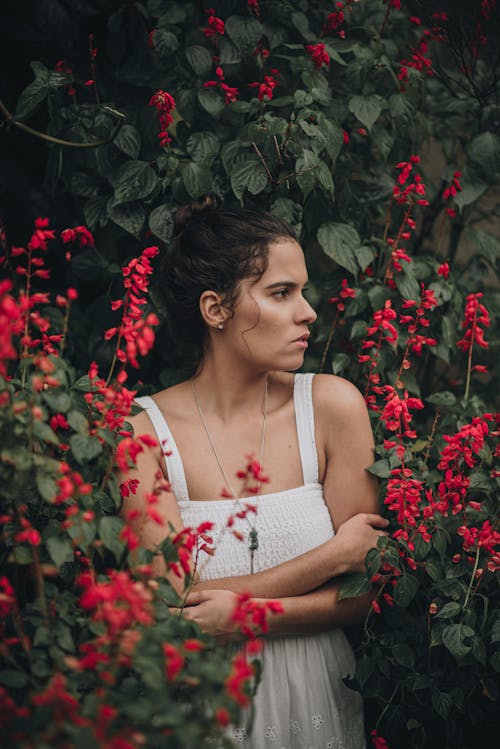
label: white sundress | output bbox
[136,373,365,749]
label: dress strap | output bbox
[134,396,190,502]
[293,373,319,485]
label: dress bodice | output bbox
[135,373,335,579]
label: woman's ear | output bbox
[199,290,228,330]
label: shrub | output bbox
[1,1,499,747]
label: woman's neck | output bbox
[192,357,270,423]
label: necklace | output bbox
[190,377,268,574]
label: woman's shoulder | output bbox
[311,373,367,423]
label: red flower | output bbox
[61,225,94,247]
[248,73,280,101]
[328,278,356,311]
[305,42,330,69]
[371,729,389,749]
[225,652,254,706]
[437,261,450,279]
[203,9,225,38]
[163,643,185,680]
[457,292,490,353]
[149,90,176,147]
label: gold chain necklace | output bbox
[190,377,268,574]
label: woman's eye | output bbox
[274,288,289,298]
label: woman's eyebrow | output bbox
[264,280,308,290]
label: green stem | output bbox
[0,98,124,148]
[464,310,477,402]
[319,311,338,373]
[375,683,399,732]
[463,545,481,611]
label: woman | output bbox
[121,196,388,748]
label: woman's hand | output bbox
[334,512,389,574]
[177,589,239,639]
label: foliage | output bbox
[1,0,499,748]
[0,225,268,747]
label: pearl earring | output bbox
[217,323,224,330]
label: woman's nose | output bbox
[300,296,317,324]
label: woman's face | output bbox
[221,238,317,372]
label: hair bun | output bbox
[173,195,219,235]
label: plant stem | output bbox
[463,545,481,611]
[319,311,338,373]
[464,308,477,402]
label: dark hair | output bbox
[159,195,296,368]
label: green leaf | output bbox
[36,473,58,502]
[225,15,263,54]
[99,516,126,561]
[149,204,173,244]
[84,196,109,232]
[295,149,319,201]
[366,548,382,578]
[317,162,334,197]
[67,410,89,433]
[389,94,415,126]
[467,226,500,268]
[338,572,371,601]
[348,95,383,132]
[70,434,103,463]
[152,29,179,59]
[0,670,28,688]
[454,178,488,211]
[15,61,49,119]
[366,459,391,478]
[442,623,475,658]
[395,264,420,301]
[33,421,60,446]
[47,536,74,568]
[219,37,242,65]
[317,222,361,275]
[467,131,500,174]
[392,643,414,669]
[427,391,456,407]
[109,202,146,238]
[186,131,220,163]
[113,161,158,204]
[393,573,418,607]
[113,124,141,159]
[182,163,214,199]
[185,45,213,76]
[435,602,461,620]
[42,390,72,413]
[230,160,268,203]
[431,689,453,720]
[197,88,225,119]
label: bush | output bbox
[1,1,499,747]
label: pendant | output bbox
[249,527,259,553]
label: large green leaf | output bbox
[15,61,49,119]
[182,162,214,198]
[186,131,220,163]
[467,226,500,268]
[113,124,141,159]
[225,15,263,54]
[149,204,174,243]
[113,161,158,204]
[348,95,383,131]
[338,572,371,601]
[99,516,126,561]
[442,624,475,658]
[197,88,225,119]
[230,160,268,203]
[317,222,361,275]
[393,573,418,607]
[46,536,74,568]
[185,45,213,76]
[109,202,146,238]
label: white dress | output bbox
[136,373,365,749]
